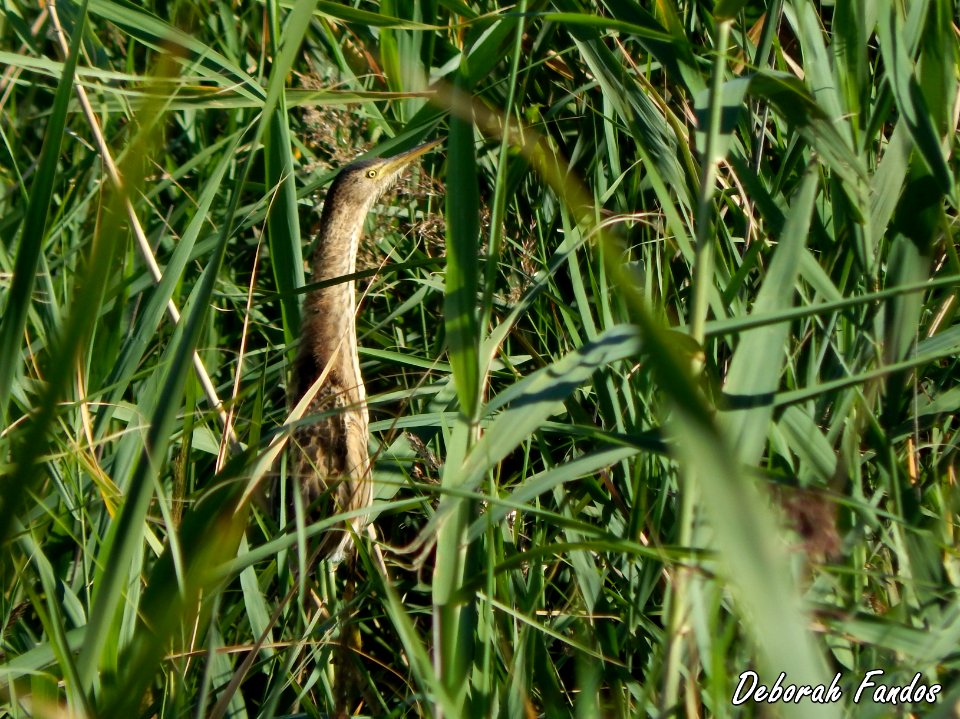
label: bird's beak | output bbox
[381,139,443,173]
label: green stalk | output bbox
[688,19,731,350]
[664,18,731,711]
[434,70,482,716]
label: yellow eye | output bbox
[366,169,377,178]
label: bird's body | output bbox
[291,141,439,561]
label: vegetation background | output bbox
[1,0,958,717]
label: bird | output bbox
[290,139,440,562]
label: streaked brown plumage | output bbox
[291,140,440,562]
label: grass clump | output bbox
[1,1,958,717]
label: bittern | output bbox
[291,139,440,562]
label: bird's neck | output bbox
[297,204,368,402]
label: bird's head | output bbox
[324,139,441,215]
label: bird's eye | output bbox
[366,169,377,178]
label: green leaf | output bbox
[877,0,955,200]
[470,324,643,488]
[721,168,819,462]
[0,0,89,422]
[443,86,481,420]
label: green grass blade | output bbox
[0,0,88,423]
[877,0,955,201]
[264,0,305,350]
[721,168,818,460]
[96,136,239,431]
[442,89,481,420]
